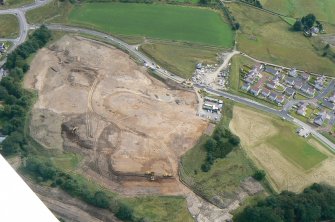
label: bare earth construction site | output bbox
[24,36,208,194]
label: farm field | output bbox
[68,3,234,47]
[141,42,221,79]
[259,0,335,24]
[228,3,335,76]
[0,15,19,38]
[230,105,335,192]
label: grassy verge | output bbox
[1,0,34,8]
[141,42,221,79]
[0,15,19,38]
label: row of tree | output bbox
[240,0,262,8]
[201,125,240,172]
[235,183,335,222]
[0,26,52,156]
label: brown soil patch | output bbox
[24,35,207,194]
[230,106,335,192]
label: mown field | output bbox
[228,3,335,76]
[0,15,19,38]
[230,105,333,192]
[141,42,220,78]
[68,3,234,47]
[259,0,335,24]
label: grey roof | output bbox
[322,101,335,110]
[265,67,278,75]
[285,87,295,95]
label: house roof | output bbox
[265,67,278,75]
[285,87,295,95]
[262,88,270,94]
[285,77,295,84]
[269,92,277,99]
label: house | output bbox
[276,95,285,104]
[285,87,295,97]
[268,92,277,101]
[328,94,335,103]
[311,27,320,34]
[297,128,310,138]
[294,81,303,90]
[265,66,279,75]
[250,86,261,96]
[275,73,284,81]
[288,68,298,77]
[261,88,271,97]
[322,100,335,110]
[315,83,323,91]
[244,76,254,84]
[297,103,307,116]
[314,112,327,126]
[285,77,295,86]
[241,83,251,91]
[266,80,277,90]
[301,72,310,81]
[301,85,315,97]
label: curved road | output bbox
[1,0,335,152]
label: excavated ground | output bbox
[24,35,208,195]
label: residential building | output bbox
[301,72,310,81]
[288,68,298,77]
[266,81,277,90]
[241,83,250,91]
[301,84,315,97]
[285,77,295,86]
[285,87,295,97]
[265,66,279,75]
[294,81,303,90]
[261,88,271,97]
[297,103,307,116]
[276,95,285,104]
[250,86,261,96]
[269,92,277,101]
[329,94,335,103]
[322,100,335,110]
[314,112,327,126]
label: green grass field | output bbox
[268,120,327,170]
[26,0,73,24]
[68,3,234,47]
[122,196,193,222]
[259,0,335,24]
[0,15,19,38]
[2,0,33,8]
[228,3,335,76]
[141,42,220,78]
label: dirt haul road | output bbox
[24,35,208,195]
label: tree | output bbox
[253,170,266,181]
[205,138,217,152]
[199,0,209,4]
[116,204,133,221]
[293,20,303,31]
[302,13,316,29]
[93,191,110,209]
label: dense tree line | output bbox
[201,125,240,172]
[240,0,262,8]
[0,26,51,156]
[235,183,335,222]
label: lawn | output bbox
[229,54,254,91]
[228,3,335,76]
[122,196,193,222]
[268,120,328,170]
[68,3,234,47]
[0,15,19,38]
[259,0,335,24]
[141,42,220,78]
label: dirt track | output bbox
[24,35,208,195]
[230,106,335,192]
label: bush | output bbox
[252,170,266,181]
[116,204,134,221]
